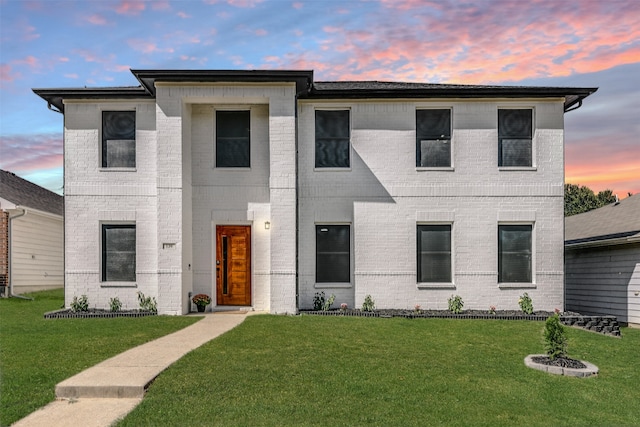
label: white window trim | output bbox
[497,221,536,289]
[99,221,137,287]
[497,106,536,170]
[416,222,455,289]
[313,108,352,171]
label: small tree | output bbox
[543,313,567,360]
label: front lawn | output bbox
[0,289,200,426]
[119,315,640,427]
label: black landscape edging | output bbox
[44,309,157,319]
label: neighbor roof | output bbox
[565,194,640,246]
[33,69,597,113]
[0,170,63,216]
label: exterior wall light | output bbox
[264,221,271,230]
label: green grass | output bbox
[119,315,640,427]
[0,289,200,426]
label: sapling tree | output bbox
[544,313,567,360]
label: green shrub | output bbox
[313,292,325,311]
[109,297,122,312]
[323,294,336,311]
[519,292,534,314]
[362,295,375,312]
[70,295,89,312]
[543,313,567,360]
[447,295,464,314]
[137,292,157,313]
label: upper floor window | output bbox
[417,224,452,283]
[316,224,350,283]
[498,109,532,167]
[498,224,532,283]
[216,110,250,168]
[416,109,451,167]
[102,111,135,168]
[315,110,350,168]
[102,224,136,282]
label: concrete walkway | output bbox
[13,311,250,427]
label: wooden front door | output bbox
[216,225,251,306]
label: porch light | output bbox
[264,221,271,230]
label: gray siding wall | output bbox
[566,242,640,324]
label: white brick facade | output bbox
[36,70,595,314]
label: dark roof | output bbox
[308,81,597,111]
[565,194,640,246]
[0,170,63,216]
[33,69,597,113]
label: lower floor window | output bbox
[102,224,136,282]
[498,224,532,283]
[316,225,350,283]
[417,224,452,282]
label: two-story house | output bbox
[34,70,596,314]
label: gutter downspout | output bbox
[8,208,33,300]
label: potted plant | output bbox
[192,294,212,312]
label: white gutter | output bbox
[565,232,640,250]
[7,207,33,300]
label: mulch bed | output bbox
[530,356,587,369]
[44,308,157,319]
[302,309,567,321]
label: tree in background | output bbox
[564,184,617,216]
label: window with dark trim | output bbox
[216,110,250,167]
[498,109,532,167]
[102,224,136,282]
[102,111,136,168]
[316,225,350,283]
[315,110,350,168]
[416,109,451,167]
[498,224,532,283]
[417,224,452,282]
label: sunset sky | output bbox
[1,0,639,197]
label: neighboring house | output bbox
[0,170,64,296]
[33,69,596,315]
[565,194,640,325]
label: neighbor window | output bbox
[416,109,451,167]
[102,224,136,282]
[316,225,350,283]
[498,109,532,167]
[102,111,135,168]
[417,224,452,283]
[315,110,350,168]
[216,110,250,167]
[498,224,532,283]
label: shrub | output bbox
[70,295,89,312]
[109,297,122,312]
[313,292,325,311]
[362,295,375,312]
[447,295,464,314]
[414,304,421,314]
[137,291,158,314]
[544,313,567,360]
[489,305,496,315]
[191,294,212,306]
[519,292,534,314]
[323,294,336,311]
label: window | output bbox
[102,111,135,168]
[498,225,532,283]
[416,109,451,167]
[315,110,350,168]
[417,225,452,283]
[102,224,136,282]
[498,109,532,167]
[316,225,350,283]
[216,110,250,167]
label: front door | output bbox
[216,225,251,306]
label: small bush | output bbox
[70,295,89,312]
[544,313,567,360]
[137,291,157,314]
[323,294,336,311]
[362,295,375,312]
[109,297,122,312]
[313,292,325,311]
[448,295,464,314]
[519,292,534,314]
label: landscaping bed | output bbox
[44,308,157,319]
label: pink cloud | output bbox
[127,39,174,54]
[151,0,171,10]
[177,11,190,18]
[14,56,39,68]
[0,134,63,173]
[64,73,79,79]
[255,29,267,36]
[292,2,303,9]
[114,0,145,15]
[0,64,18,82]
[87,14,109,25]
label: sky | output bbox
[1,0,639,197]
